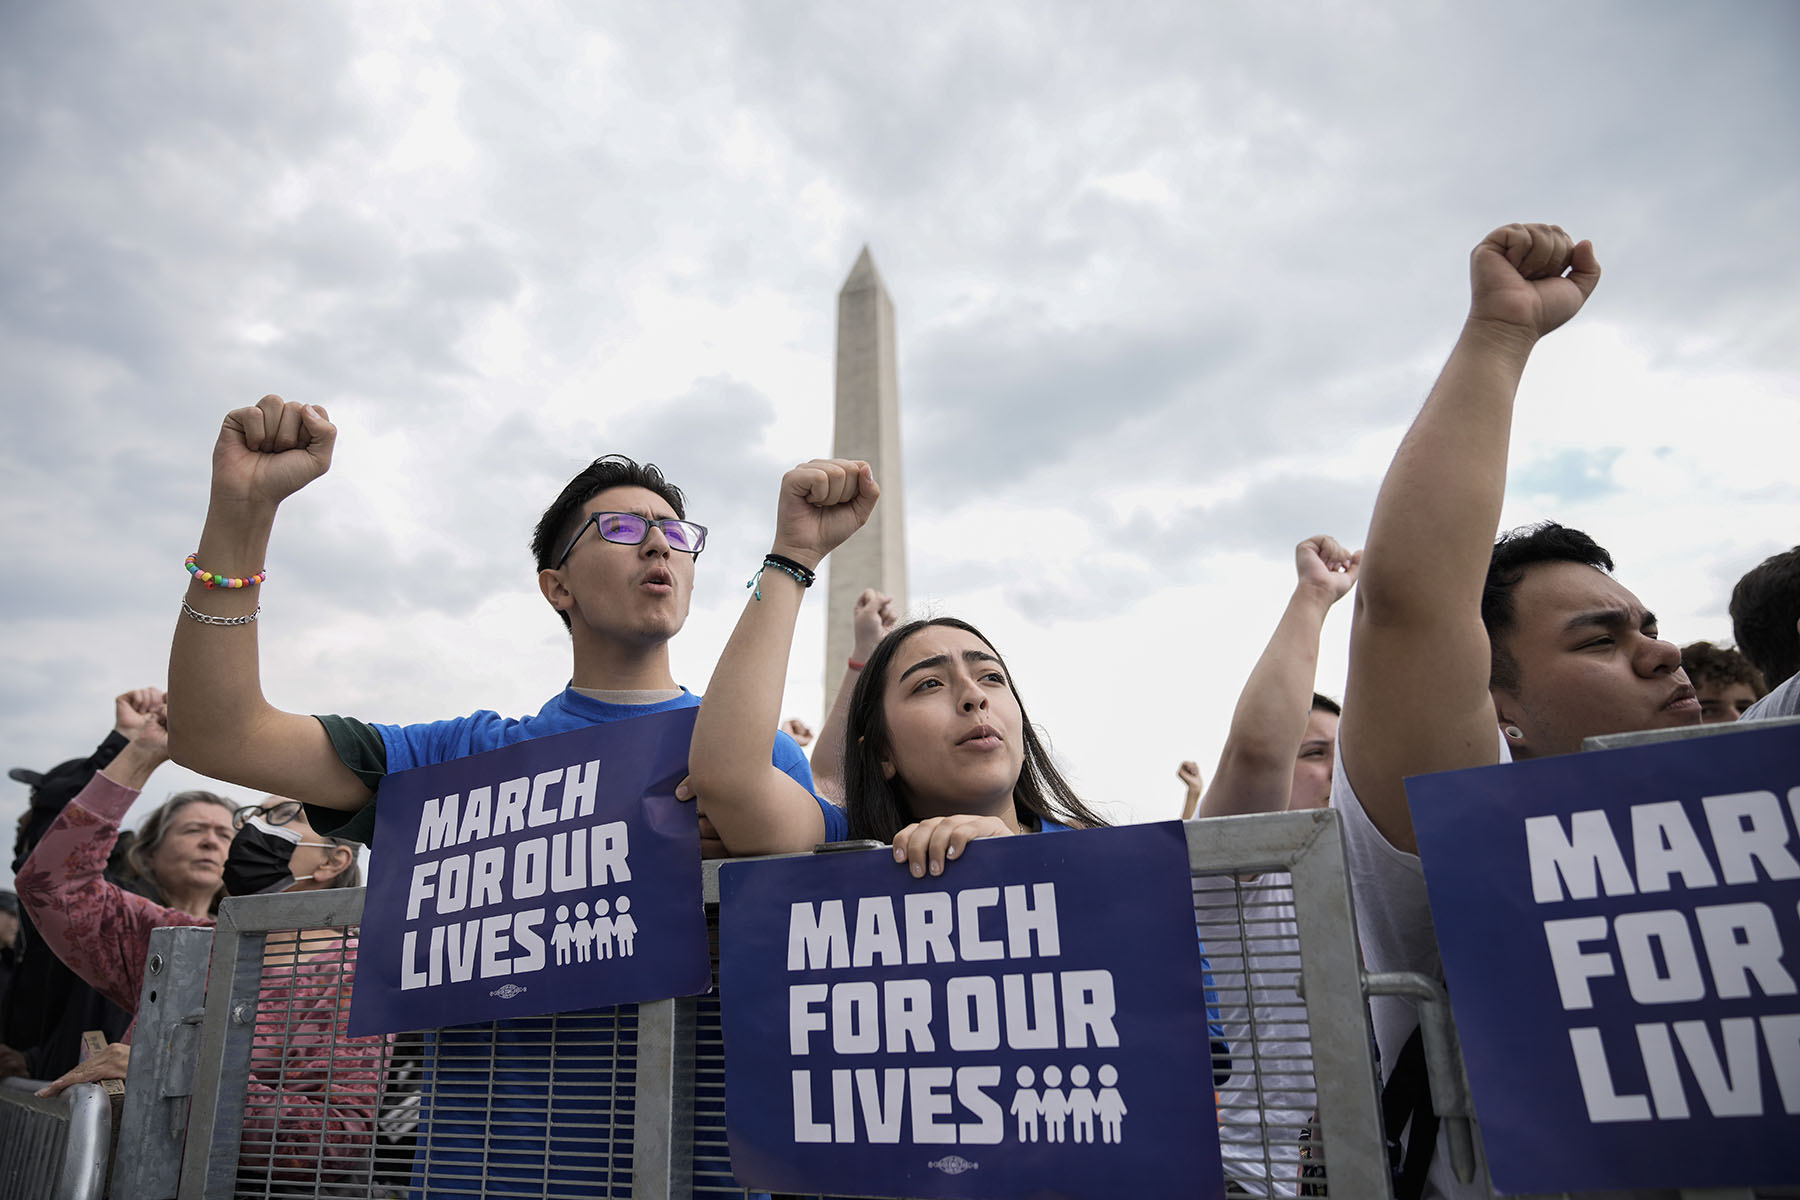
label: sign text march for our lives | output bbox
[1407,721,1800,1194]
[347,708,711,1036]
[719,821,1224,1200]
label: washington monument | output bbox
[825,247,908,706]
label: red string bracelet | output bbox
[184,552,268,590]
[847,657,866,671]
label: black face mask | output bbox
[223,818,302,897]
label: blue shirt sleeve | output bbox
[771,729,850,843]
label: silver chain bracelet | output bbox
[181,600,261,627]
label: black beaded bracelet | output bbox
[747,553,817,600]
[762,553,816,587]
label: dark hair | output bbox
[1310,693,1341,717]
[1680,640,1768,698]
[1482,522,1615,692]
[842,617,1110,842]
[1729,546,1800,687]
[530,455,689,630]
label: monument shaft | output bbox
[827,247,908,709]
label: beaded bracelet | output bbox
[747,554,816,601]
[181,600,261,627]
[185,552,268,590]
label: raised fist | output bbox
[1295,536,1361,603]
[1468,223,1601,339]
[769,459,879,572]
[113,687,168,737]
[1177,761,1204,793]
[211,394,337,508]
[852,588,901,658]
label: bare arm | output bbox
[1201,536,1359,819]
[810,588,900,803]
[1341,225,1601,853]
[687,459,879,855]
[1178,762,1203,820]
[167,396,368,810]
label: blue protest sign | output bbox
[348,708,712,1036]
[1407,722,1800,1194]
[719,821,1223,1200]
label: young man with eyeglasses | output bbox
[167,394,819,848]
[167,394,823,1195]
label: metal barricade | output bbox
[0,1077,112,1200]
[161,810,1397,1198]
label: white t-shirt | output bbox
[1194,874,1314,1197]
[1332,741,1495,1200]
[1743,670,1800,720]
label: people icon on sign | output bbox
[1069,1064,1098,1143]
[1007,1063,1124,1146]
[612,896,636,956]
[1096,1064,1126,1143]
[572,902,594,963]
[552,905,575,965]
[548,894,636,963]
[591,898,613,959]
[1038,1064,1070,1142]
[1010,1066,1043,1141]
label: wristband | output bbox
[847,657,866,671]
[184,552,267,590]
[747,555,815,601]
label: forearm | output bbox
[689,570,823,850]
[1201,587,1332,818]
[168,498,281,772]
[1357,319,1535,624]
[809,663,861,802]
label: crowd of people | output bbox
[3,222,1797,1199]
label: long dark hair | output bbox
[842,617,1110,842]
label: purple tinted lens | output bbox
[597,513,648,544]
[664,522,701,552]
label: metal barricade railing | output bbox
[148,809,1406,1198]
[0,1077,112,1200]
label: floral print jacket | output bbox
[16,771,393,1181]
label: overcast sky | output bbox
[4,0,1797,889]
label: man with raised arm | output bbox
[166,395,824,1195]
[1336,225,1698,1199]
[1199,534,1359,822]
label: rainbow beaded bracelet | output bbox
[184,552,268,590]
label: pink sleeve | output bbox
[13,772,213,1020]
[238,936,394,1181]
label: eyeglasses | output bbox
[557,511,708,565]
[233,800,303,830]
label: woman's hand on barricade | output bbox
[36,1042,130,1098]
[770,459,879,573]
[892,814,1016,878]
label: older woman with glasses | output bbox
[16,696,390,1188]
